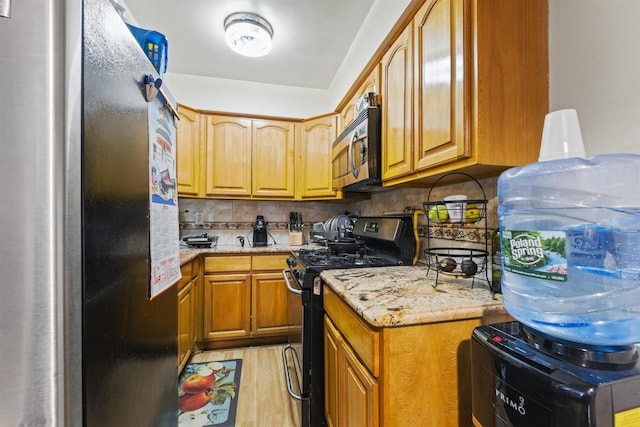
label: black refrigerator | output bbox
[0,0,178,425]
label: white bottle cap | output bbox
[538,109,587,161]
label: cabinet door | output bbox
[203,273,251,340]
[324,316,341,427]
[341,340,379,427]
[381,24,413,181]
[413,0,468,171]
[339,102,356,136]
[251,271,292,336]
[340,66,381,133]
[191,258,202,349]
[252,120,296,198]
[178,281,192,371]
[204,115,252,198]
[297,114,339,199]
[176,105,203,197]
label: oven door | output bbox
[281,268,304,418]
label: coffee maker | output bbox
[252,215,268,247]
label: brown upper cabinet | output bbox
[339,65,381,134]
[203,115,297,199]
[251,119,296,199]
[203,115,253,198]
[296,114,340,200]
[176,105,204,198]
[176,0,548,196]
[382,0,548,186]
[381,24,414,181]
[176,108,341,200]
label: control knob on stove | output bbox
[293,269,304,281]
[287,257,297,267]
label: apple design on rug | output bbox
[181,369,216,394]
[178,390,212,412]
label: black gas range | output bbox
[294,214,416,271]
[282,215,416,427]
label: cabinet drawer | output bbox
[252,254,289,271]
[324,286,380,377]
[204,256,252,273]
[178,262,192,290]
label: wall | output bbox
[549,0,640,155]
[165,74,330,119]
[351,177,499,264]
[179,198,348,246]
[179,176,498,270]
[169,1,640,146]
[180,1,640,260]
[163,0,412,118]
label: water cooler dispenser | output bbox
[471,110,640,426]
[471,322,640,427]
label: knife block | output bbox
[289,231,304,246]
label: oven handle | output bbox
[282,268,302,295]
[282,344,304,401]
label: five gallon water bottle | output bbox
[498,109,640,346]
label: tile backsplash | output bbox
[179,199,347,246]
[179,176,499,258]
[350,176,498,261]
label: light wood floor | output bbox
[189,345,302,427]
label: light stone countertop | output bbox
[320,266,506,328]
[180,247,507,329]
[179,244,318,265]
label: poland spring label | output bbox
[502,230,567,282]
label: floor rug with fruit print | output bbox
[178,359,242,427]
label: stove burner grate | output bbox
[297,248,396,268]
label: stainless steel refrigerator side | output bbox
[64,0,84,425]
[1,0,177,425]
[0,0,82,425]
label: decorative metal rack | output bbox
[422,172,489,288]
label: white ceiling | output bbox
[122,0,376,90]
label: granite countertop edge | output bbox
[320,266,506,328]
[180,247,507,329]
[179,244,317,264]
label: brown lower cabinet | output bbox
[178,257,202,372]
[324,315,379,427]
[202,253,301,349]
[323,285,511,427]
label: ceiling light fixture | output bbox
[224,12,273,58]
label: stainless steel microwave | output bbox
[331,93,382,192]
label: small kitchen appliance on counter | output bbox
[251,215,269,247]
[471,321,640,427]
[281,215,416,427]
[181,233,218,248]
